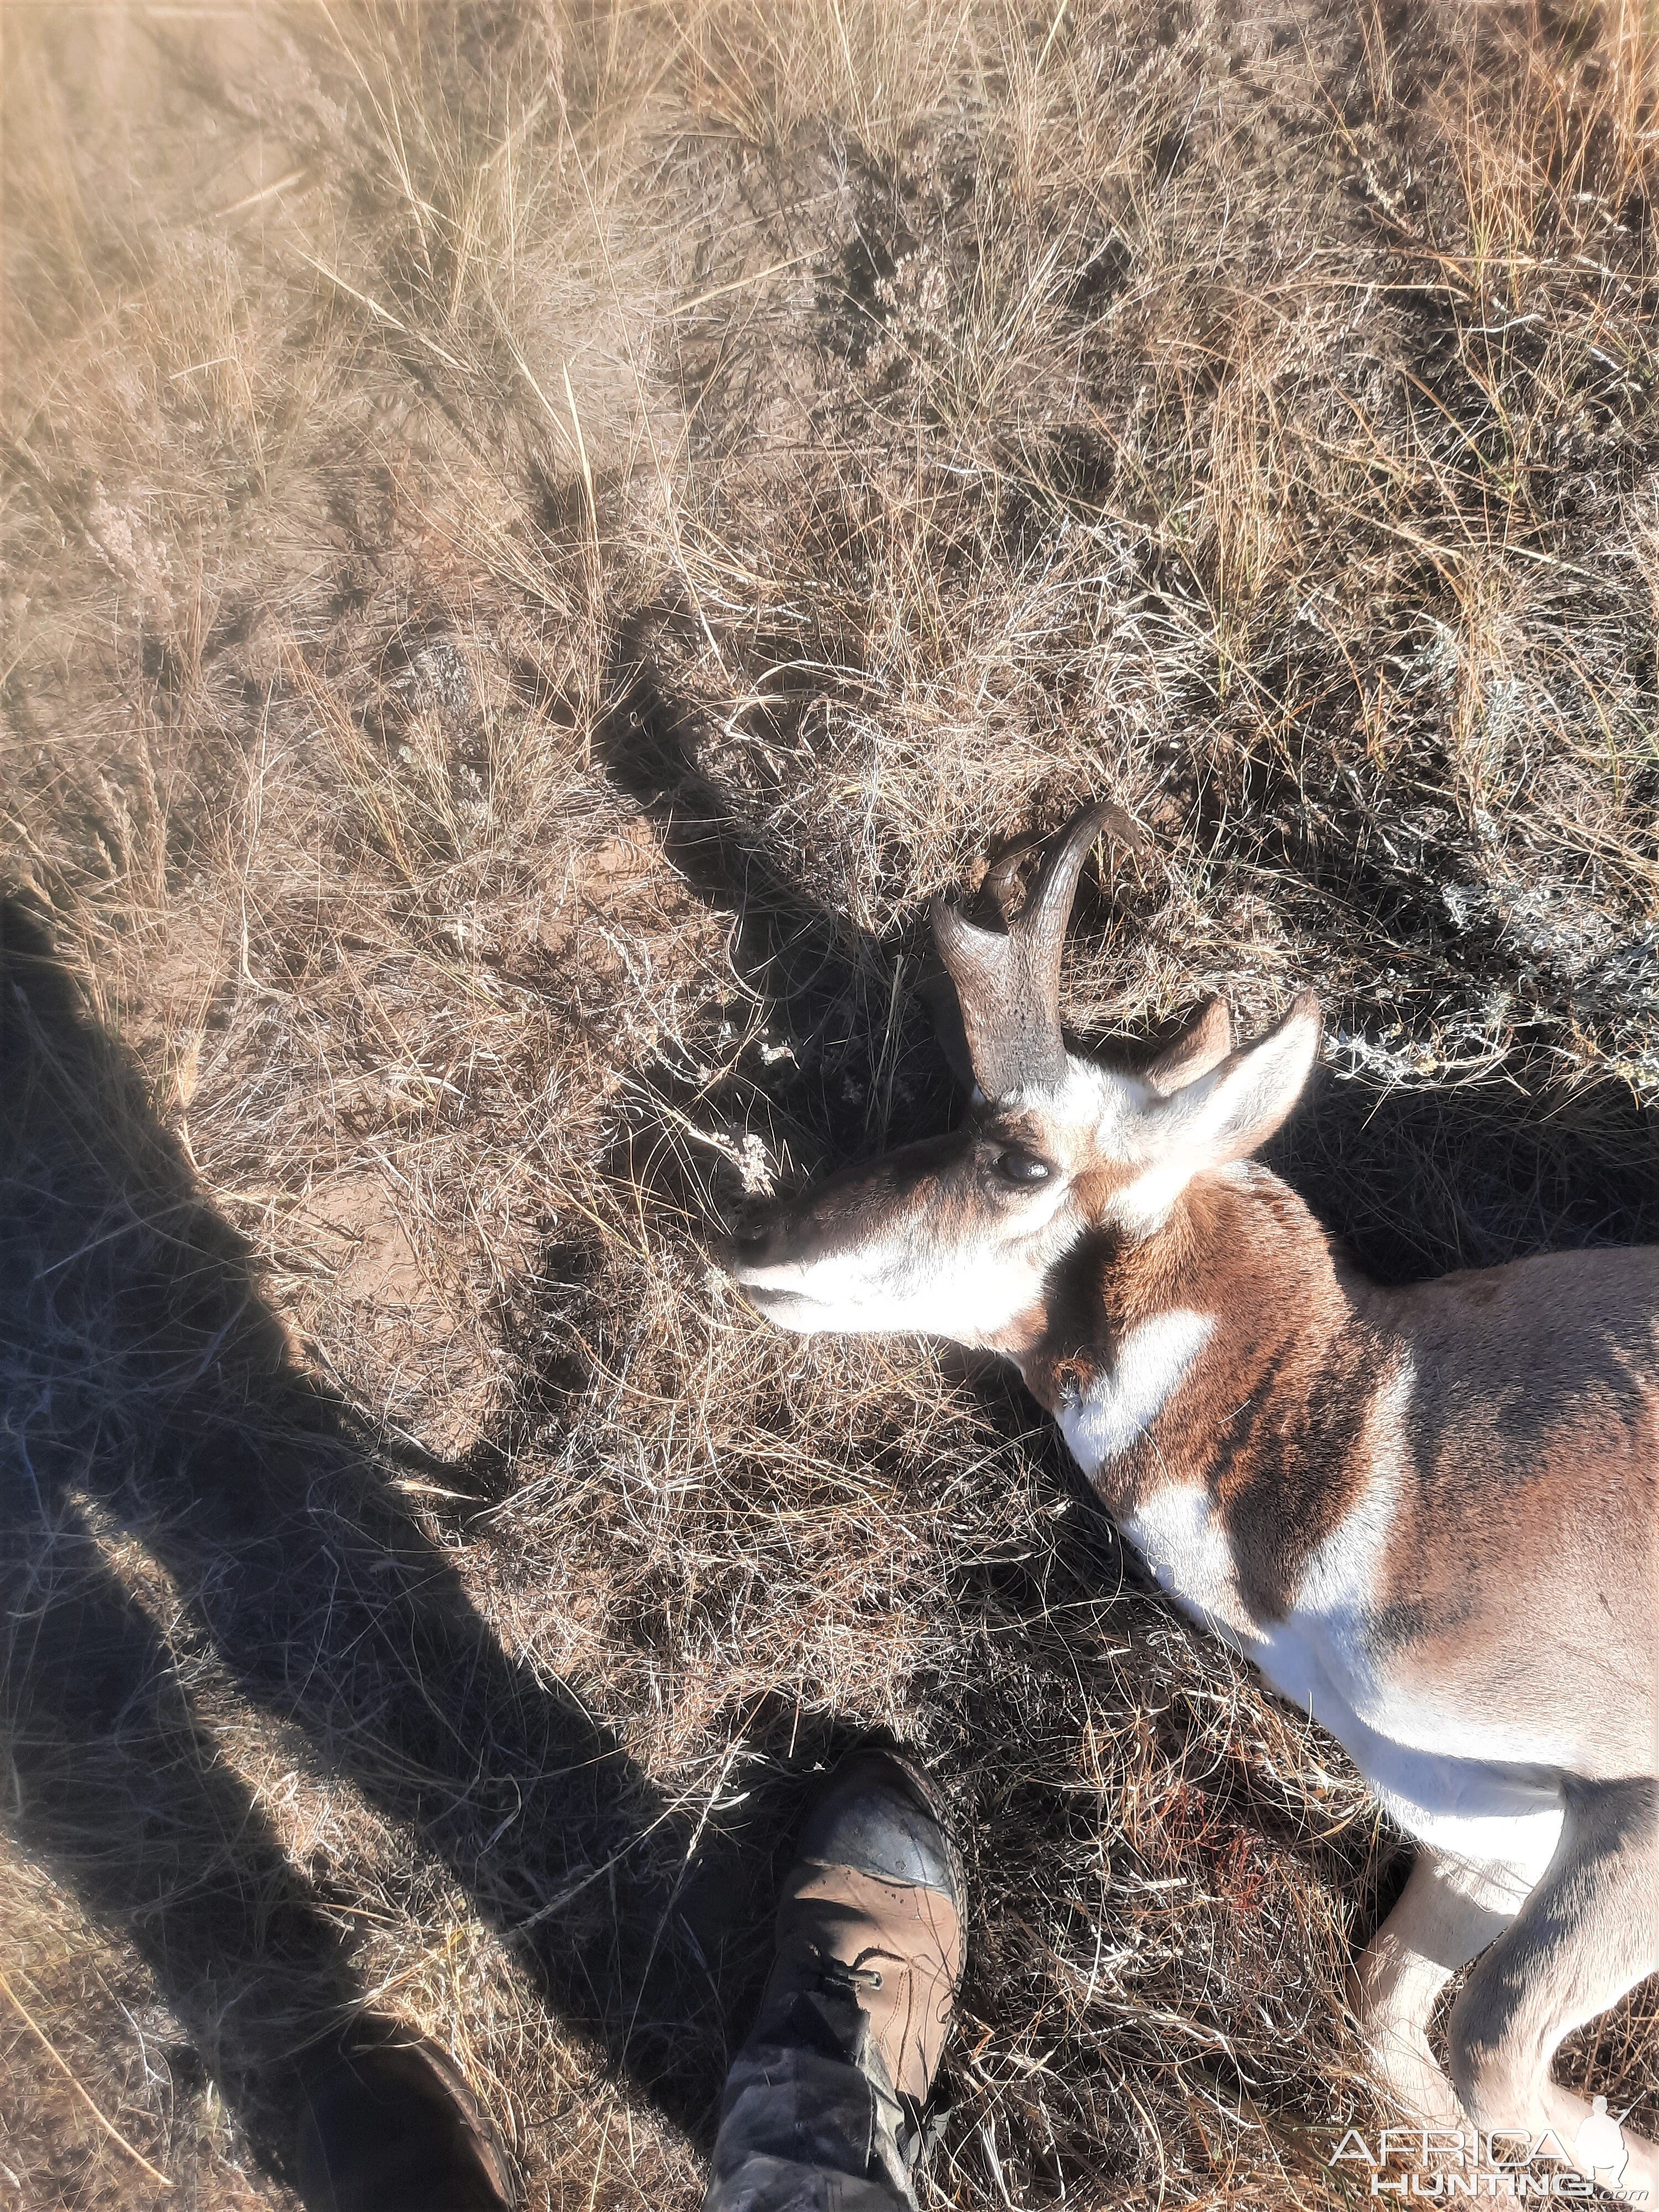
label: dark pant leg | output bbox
[702,1987,916,2212]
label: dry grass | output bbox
[4,1,1659,2205]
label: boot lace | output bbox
[810,1944,888,1996]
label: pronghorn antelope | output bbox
[725,804,1659,2194]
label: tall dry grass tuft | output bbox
[4,1,1659,2206]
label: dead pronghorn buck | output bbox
[724,804,1659,2193]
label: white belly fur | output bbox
[1057,1341,1565,1879]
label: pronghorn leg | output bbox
[1349,1847,1531,2131]
[1449,1778,1659,2199]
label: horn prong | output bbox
[930,895,1009,975]
[982,834,1041,922]
[929,801,1149,1101]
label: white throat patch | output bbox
[1050,1307,1215,1473]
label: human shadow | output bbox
[0,899,753,2198]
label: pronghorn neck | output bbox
[995,1160,1351,1416]
[994,1162,1379,1622]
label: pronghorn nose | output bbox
[726,1216,781,1270]
[707,1197,787,1276]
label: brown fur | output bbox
[984,1162,1659,1730]
[994,1168,1387,1623]
[1365,1250,1659,1776]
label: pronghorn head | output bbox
[727,804,1321,1347]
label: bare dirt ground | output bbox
[4,2,1658,2206]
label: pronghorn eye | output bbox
[993,1146,1052,1187]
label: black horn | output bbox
[930,801,1143,1101]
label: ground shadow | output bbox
[1270,1060,1659,1280]
[0,899,763,2197]
[598,609,958,1186]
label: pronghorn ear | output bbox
[1145,997,1233,1097]
[1170,990,1321,1166]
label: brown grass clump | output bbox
[4,2,1658,2205]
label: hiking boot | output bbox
[756,1747,966,2117]
[296,2015,517,2212]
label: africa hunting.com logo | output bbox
[1327,2101,1648,2200]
